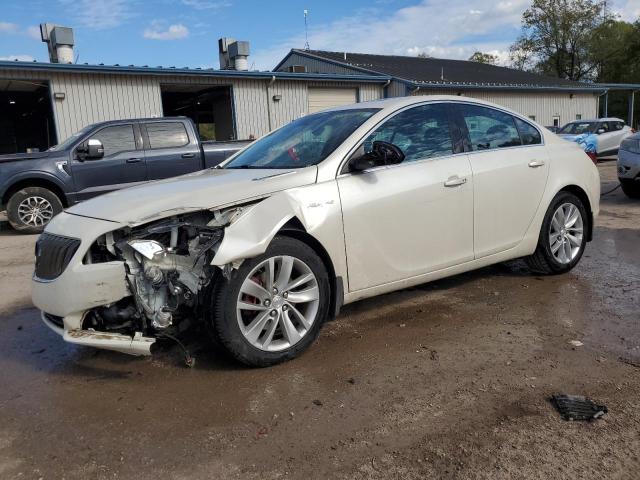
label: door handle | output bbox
[182,153,196,158]
[444,176,467,187]
[126,158,142,163]
[528,160,545,168]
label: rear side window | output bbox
[364,103,453,162]
[460,105,521,150]
[514,118,542,145]
[145,122,189,149]
[613,121,625,131]
[92,124,136,157]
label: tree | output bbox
[416,52,430,58]
[509,0,608,80]
[468,51,499,65]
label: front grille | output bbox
[34,233,81,280]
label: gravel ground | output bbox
[0,162,638,479]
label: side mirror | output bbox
[349,141,405,172]
[597,128,606,135]
[78,139,104,160]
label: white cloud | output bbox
[26,25,41,40]
[59,0,135,29]
[252,0,636,71]
[181,0,231,9]
[143,23,189,40]
[0,54,35,62]
[0,22,19,33]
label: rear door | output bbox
[142,121,201,180]
[71,123,146,201]
[455,103,549,258]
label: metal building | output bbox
[274,49,607,128]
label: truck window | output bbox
[92,125,136,157]
[145,122,190,149]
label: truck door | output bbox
[71,123,147,202]
[142,121,201,180]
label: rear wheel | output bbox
[620,179,640,199]
[6,187,63,234]
[526,191,588,274]
[209,236,330,367]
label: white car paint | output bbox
[32,95,601,356]
[558,117,633,155]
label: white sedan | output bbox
[32,96,600,366]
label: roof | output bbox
[276,49,605,92]
[0,60,391,83]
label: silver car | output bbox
[618,134,640,198]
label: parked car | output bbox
[557,118,634,157]
[32,96,600,367]
[618,133,640,198]
[545,125,560,133]
[0,117,249,233]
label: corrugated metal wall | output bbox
[277,52,367,75]
[413,89,598,126]
[386,80,407,98]
[1,67,384,142]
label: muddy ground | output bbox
[0,162,638,479]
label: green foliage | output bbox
[468,51,499,65]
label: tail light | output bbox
[632,128,637,133]
[586,152,598,164]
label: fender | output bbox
[211,181,349,286]
[1,169,71,202]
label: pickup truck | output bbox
[0,117,250,233]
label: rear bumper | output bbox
[618,150,640,180]
[42,312,155,356]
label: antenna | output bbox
[303,9,310,50]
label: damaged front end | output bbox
[80,206,248,357]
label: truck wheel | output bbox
[620,179,640,199]
[525,191,588,275]
[6,187,63,234]
[209,236,330,367]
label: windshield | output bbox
[225,108,379,169]
[48,125,94,152]
[559,122,597,135]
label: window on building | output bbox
[459,105,521,150]
[528,115,536,121]
[92,124,136,157]
[145,122,189,149]
[363,104,453,162]
[552,116,561,127]
[514,118,542,145]
[576,114,582,120]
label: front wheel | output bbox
[525,191,588,275]
[620,179,640,199]
[209,236,331,367]
[6,187,63,234]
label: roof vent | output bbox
[40,23,74,64]
[219,37,250,71]
[287,65,307,73]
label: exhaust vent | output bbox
[40,23,75,64]
[218,37,250,71]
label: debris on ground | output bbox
[550,394,608,421]
[568,340,584,347]
[312,399,323,406]
[618,356,640,369]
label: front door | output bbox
[455,103,549,258]
[71,123,146,202]
[338,103,474,292]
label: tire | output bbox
[6,187,64,234]
[525,191,589,275]
[620,179,640,199]
[209,235,331,367]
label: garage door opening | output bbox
[161,85,236,141]
[0,79,56,154]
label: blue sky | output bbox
[1,0,638,70]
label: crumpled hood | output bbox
[66,166,318,225]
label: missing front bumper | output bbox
[42,312,156,356]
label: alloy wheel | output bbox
[549,202,584,264]
[236,255,320,352]
[17,196,54,227]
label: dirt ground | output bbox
[0,162,638,480]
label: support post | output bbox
[604,91,609,117]
[629,90,636,128]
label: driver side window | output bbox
[363,104,453,163]
[91,124,136,157]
